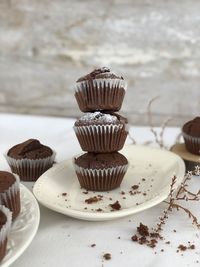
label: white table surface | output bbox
[0,113,200,267]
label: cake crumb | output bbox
[110,201,121,210]
[85,196,103,204]
[62,193,67,196]
[96,208,103,212]
[178,244,187,251]
[137,223,149,236]
[91,244,96,247]
[132,185,139,190]
[131,235,138,242]
[103,253,111,260]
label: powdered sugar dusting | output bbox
[79,112,118,124]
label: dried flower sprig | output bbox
[129,96,172,147]
[147,96,172,149]
[132,168,200,248]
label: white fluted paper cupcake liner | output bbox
[74,162,129,191]
[76,78,127,92]
[5,151,56,181]
[182,131,200,155]
[73,124,128,153]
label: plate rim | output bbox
[33,145,185,221]
[2,184,40,267]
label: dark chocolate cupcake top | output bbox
[74,152,128,170]
[182,117,200,138]
[77,67,123,82]
[8,139,53,160]
[74,112,128,127]
[0,171,16,193]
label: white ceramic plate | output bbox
[2,184,40,267]
[33,145,185,221]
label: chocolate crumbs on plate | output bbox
[85,196,103,204]
[109,201,121,210]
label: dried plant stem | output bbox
[128,132,137,145]
[147,96,172,149]
[168,202,200,228]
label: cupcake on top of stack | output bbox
[75,67,126,112]
[73,67,129,192]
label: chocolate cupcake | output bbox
[75,67,127,112]
[74,112,128,153]
[74,152,128,191]
[0,171,20,220]
[5,139,56,181]
[0,205,12,261]
[182,117,200,155]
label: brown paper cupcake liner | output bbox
[0,174,20,221]
[5,151,56,181]
[0,205,12,261]
[73,124,128,153]
[75,78,127,112]
[182,132,200,155]
[74,163,129,191]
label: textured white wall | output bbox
[0,0,199,125]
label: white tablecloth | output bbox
[0,113,199,267]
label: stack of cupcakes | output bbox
[73,67,129,191]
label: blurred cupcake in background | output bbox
[182,117,200,155]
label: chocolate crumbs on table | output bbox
[62,193,67,196]
[178,245,187,251]
[91,244,96,247]
[103,253,111,260]
[137,223,149,236]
